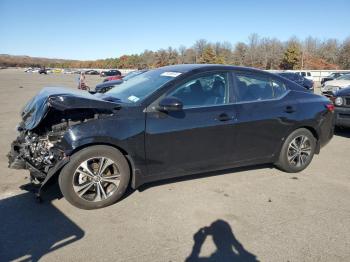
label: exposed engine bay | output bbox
[7,87,119,187]
[10,121,70,182]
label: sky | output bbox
[0,0,349,60]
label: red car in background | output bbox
[103,75,123,82]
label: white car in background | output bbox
[295,71,313,81]
[321,74,350,95]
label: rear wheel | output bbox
[276,128,316,173]
[59,145,130,209]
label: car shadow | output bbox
[138,163,273,192]
[185,219,259,262]
[334,127,350,138]
[0,183,84,261]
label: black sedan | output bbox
[100,69,122,77]
[8,64,334,209]
[277,72,314,92]
[84,70,100,75]
[332,87,350,127]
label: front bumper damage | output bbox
[7,133,69,200]
[7,87,120,200]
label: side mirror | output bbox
[157,97,183,112]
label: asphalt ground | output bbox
[0,69,349,262]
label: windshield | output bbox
[106,69,179,103]
[337,74,350,80]
[122,70,146,81]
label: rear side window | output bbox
[234,72,287,102]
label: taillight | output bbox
[326,104,335,112]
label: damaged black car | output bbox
[8,65,334,209]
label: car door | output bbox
[232,71,297,162]
[145,71,238,178]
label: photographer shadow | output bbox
[0,183,84,262]
[186,219,259,262]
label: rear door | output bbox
[145,71,239,177]
[231,71,297,162]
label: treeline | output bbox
[1,34,350,70]
[0,54,79,68]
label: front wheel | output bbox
[276,128,316,173]
[59,145,130,209]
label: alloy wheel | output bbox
[72,157,121,202]
[287,135,312,167]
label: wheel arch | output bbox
[274,125,320,163]
[298,125,320,154]
[42,141,138,192]
[69,142,137,189]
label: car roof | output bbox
[278,72,296,75]
[156,64,266,74]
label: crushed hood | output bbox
[21,87,121,130]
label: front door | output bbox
[145,71,238,178]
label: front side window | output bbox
[234,72,287,102]
[167,72,229,108]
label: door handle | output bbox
[216,113,232,122]
[284,106,296,113]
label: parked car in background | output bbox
[321,72,350,86]
[39,68,47,74]
[63,69,75,74]
[85,70,100,75]
[24,67,34,72]
[331,87,350,128]
[100,69,122,77]
[8,64,334,209]
[321,74,350,96]
[52,69,62,73]
[103,69,148,82]
[277,72,314,92]
[295,71,313,81]
[96,70,148,93]
[103,75,122,82]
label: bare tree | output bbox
[193,39,209,63]
[178,45,186,64]
[233,42,248,66]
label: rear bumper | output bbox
[335,107,350,127]
[315,110,335,153]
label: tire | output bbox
[276,128,316,173]
[59,145,130,209]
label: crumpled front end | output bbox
[7,122,68,184]
[7,87,120,187]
